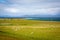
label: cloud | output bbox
[0,0,60,17]
[3,7,60,16]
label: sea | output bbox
[0,17,60,21]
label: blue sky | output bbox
[0,0,60,17]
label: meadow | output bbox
[0,18,60,40]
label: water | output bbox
[0,17,60,21]
[24,17,60,21]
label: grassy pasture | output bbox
[0,18,60,40]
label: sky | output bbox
[0,0,60,17]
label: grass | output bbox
[0,18,60,40]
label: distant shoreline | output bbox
[0,17,60,21]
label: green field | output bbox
[0,18,60,40]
